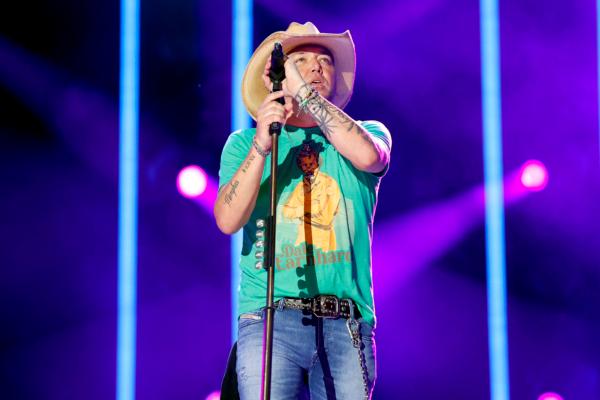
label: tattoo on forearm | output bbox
[294,88,334,137]
[223,180,239,207]
[241,153,256,174]
[308,97,335,138]
[295,85,380,155]
[333,107,358,134]
[355,123,377,150]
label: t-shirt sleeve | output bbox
[360,120,392,177]
[218,129,252,191]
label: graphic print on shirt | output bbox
[282,140,341,252]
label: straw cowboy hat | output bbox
[242,22,356,120]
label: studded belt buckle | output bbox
[312,295,340,318]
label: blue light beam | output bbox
[597,0,600,161]
[231,0,253,344]
[480,1,510,400]
[117,0,140,398]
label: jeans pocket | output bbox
[358,318,375,338]
[238,311,263,329]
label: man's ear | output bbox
[262,72,272,91]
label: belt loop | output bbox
[277,298,285,311]
[347,298,356,320]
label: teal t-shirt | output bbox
[218,121,391,326]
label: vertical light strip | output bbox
[597,0,600,161]
[231,0,253,343]
[117,0,140,398]
[480,1,510,400]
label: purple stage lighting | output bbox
[177,165,208,198]
[538,392,564,400]
[205,391,220,400]
[519,160,548,191]
[176,164,218,212]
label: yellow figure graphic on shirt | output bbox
[283,142,341,252]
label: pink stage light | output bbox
[177,165,208,198]
[520,160,548,191]
[538,392,564,400]
[205,391,220,400]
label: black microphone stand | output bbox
[262,42,285,400]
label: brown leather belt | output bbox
[281,295,361,319]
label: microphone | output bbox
[268,42,286,136]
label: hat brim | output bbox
[242,30,356,121]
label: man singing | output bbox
[214,21,391,399]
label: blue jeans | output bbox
[236,301,377,399]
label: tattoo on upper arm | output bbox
[223,180,239,207]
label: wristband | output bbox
[252,138,271,157]
[297,86,318,114]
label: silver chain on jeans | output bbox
[346,318,371,399]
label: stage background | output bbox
[1,0,599,398]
